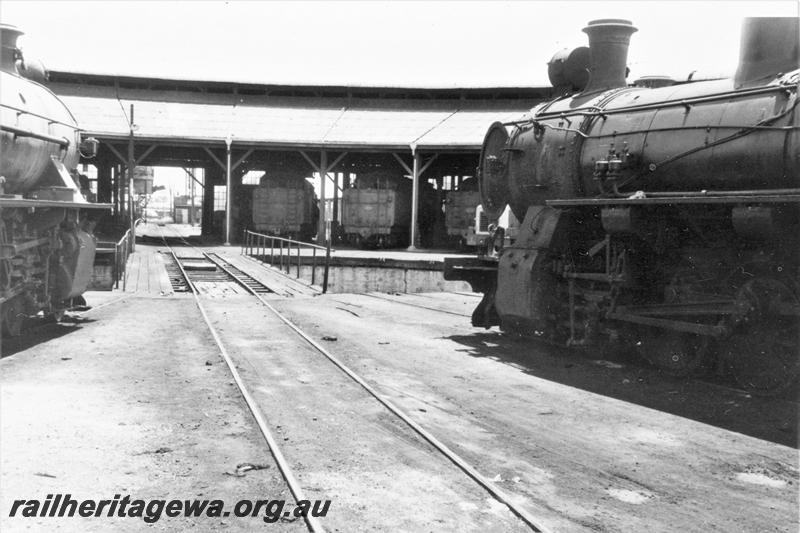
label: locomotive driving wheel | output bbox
[721,278,800,395]
[637,330,714,377]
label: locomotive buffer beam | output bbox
[443,257,498,293]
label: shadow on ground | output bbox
[1,318,95,359]
[447,331,798,448]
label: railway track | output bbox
[360,292,472,317]
[157,228,550,532]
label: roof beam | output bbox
[135,144,157,166]
[203,147,226,170]
[231,149,254,171]
[392,153,412,175]
[298,150,320,172]
[326,152,348,173]
[182,167,205,188]
[104,143,126,165]
[419,154,438,177]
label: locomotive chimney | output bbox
[581,19,637,93]
[734,17,800,88]
[0,24,23,74]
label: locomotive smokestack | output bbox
[734,17,800,88]
[582,19,637,93]
[0,24,23,74]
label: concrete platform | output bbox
[134,222,473,294]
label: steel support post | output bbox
[318,150,327,245]
[224,136,232,245]
[408,148,421,251]
[127,105,136,253]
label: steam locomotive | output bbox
[0,24,109,336]
[342,170,436,248]
[445,18,800,394]
[444,177,482,248]
[251,170,318,242]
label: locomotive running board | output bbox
[0,197,112,209]
[547,193,800,207]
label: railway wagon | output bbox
[251,172,318,242]
[445,17,800,394]
[342,170,435,248]
[0,24,109,336]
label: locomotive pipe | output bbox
[0,124,70,147]
[581,19,637,93]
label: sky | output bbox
[2,1,797,88]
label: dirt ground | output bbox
[267,291,799,532]
[1,295,302,533]
[1,254,798,532]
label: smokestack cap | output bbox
[581,19,638,93]
[582,19,637,36]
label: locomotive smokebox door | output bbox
[479,122,511,221]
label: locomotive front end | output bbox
[446,17,800,394]
[0,23,110,336]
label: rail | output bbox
[241,229,332,293]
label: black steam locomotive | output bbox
[445,18,800,394]
[0,24,108,336]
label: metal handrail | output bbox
[241,229,332,293]
[110,218,142,290]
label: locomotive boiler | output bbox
[445,18,800,394]
[0,24,108,336]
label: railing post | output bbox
[323,221,331,294]
[311,248,317,285]
[114,242,120,289]
[270,237,274,265]
[296,241,300,278]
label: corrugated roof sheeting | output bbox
[58,91,531,150]
[60,95,130,136]
[323,109,454,146]
[414,109,527,147]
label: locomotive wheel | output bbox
[721,279,800,395]
[637,330,714,377]
[1,297,26,337]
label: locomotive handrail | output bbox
[241,229,332,293]
[504,83,797,126]
[0,124,71,147]
[0,102,80,130]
